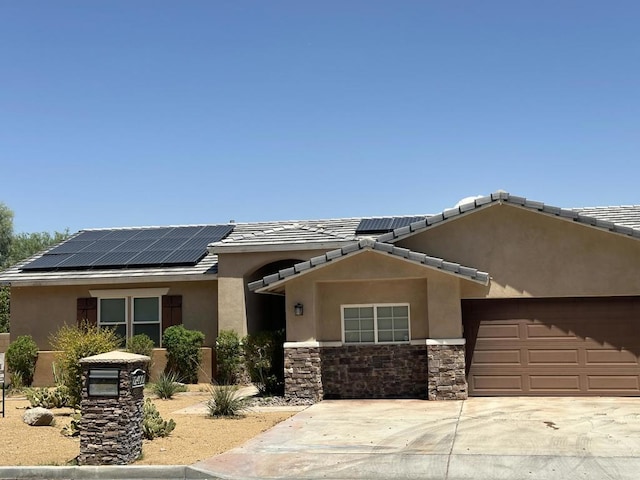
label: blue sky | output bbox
[2,1,639,234]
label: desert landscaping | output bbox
[0,386,297,466]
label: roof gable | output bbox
[249,237,489,293]
[378,191,640,244]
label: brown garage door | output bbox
[463,297,640,396]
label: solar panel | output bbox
[21,224,235,271]
[22,253,74,270]
[89,251,140,267]
[47,240,95,254]
[355,216,426,234]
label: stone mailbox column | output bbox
[78,351,149,466]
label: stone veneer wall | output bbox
[78,360,146,465]
[321,344,428,399]
[284,346,323,402]
[426,344,467,400]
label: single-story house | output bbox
[2,191,640,400]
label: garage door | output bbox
[462,297,640,396]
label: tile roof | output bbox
[571,205,640,230]
[248,237,490,293]
[214,219,361,248]
[377,191,640,244]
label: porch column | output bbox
[426,338,468,400]
[283,341,324,402]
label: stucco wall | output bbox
[11,280,218,349]
[217,248,333,335]
[398,203,640,299]
[283,250,468,342]
[0,332,9,353]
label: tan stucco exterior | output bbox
[281,250,472,342]
[11,280,218,349]
[216,248,336,336]
[397,203,640,299]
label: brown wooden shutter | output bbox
[77,297,98,327]
[162,295,182,333]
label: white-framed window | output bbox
[342,304,410,344]
[92,288,168,347]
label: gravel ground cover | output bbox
[0,387,298,466]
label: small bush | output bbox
[50,321,122,407]
[162,325,205,384]
[126,333,155,357]
[6,335,39,387]
[151,371,187,399]
[26,386,71,409]
[243,329,285,396]
[215,330,243,385]
[142,398,176,439]
[61,410,81,437]
[207,385,248,417]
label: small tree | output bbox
[215,329,243,384]
[50,321,122,406]
[162,325,205,384]
[5,335,38,387]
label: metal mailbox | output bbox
[88,368,120,397]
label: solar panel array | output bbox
[355,216,426,234]
[22,225,235,271]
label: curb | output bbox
[0,465,219,480]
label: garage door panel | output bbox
[473,349,521,365]
[526,323,578,340]
[587,375,640,391]
[529,375,581,392]
[585,349,640,365]
[471,375,523,391]
[477,323,520,339]
[463,297,640,396]
[527,349,579,365]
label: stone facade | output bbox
[78,354,148,466]
[284,346,323,401]
[321,344,428,399]
[426,344,467,400]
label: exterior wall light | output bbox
[294,303,304,316]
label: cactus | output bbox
[142,398,176,440]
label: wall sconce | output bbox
[294,303,304,316]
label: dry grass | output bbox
[0,386,295,466]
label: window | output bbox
[342,304,410,344]
[93,288,168,347]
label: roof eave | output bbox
[251,242,490,294]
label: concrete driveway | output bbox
[194,397,640,480]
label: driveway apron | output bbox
[193,397,640,480]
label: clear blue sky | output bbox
[2,1,639,234]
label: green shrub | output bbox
[126,333,155,380]
[243,329,285,396]
[6,335,39,387]
[50,321,122,407]
[207,385,249,417]
[26,386,71,409]
[162,325,205,384]
[142,398,176,439]
[126,333,155,357]
[215,330,243,385]
[151,371,187,399]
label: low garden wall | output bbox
[0,333,9,353]
[29,347,214,387]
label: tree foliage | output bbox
[0,201,70,333]
[0,203,14,269]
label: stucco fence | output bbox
[21,347,214,387]
[0,333,9,353]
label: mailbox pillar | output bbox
[78,351,149,466]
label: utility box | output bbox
[78,351,149,465]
